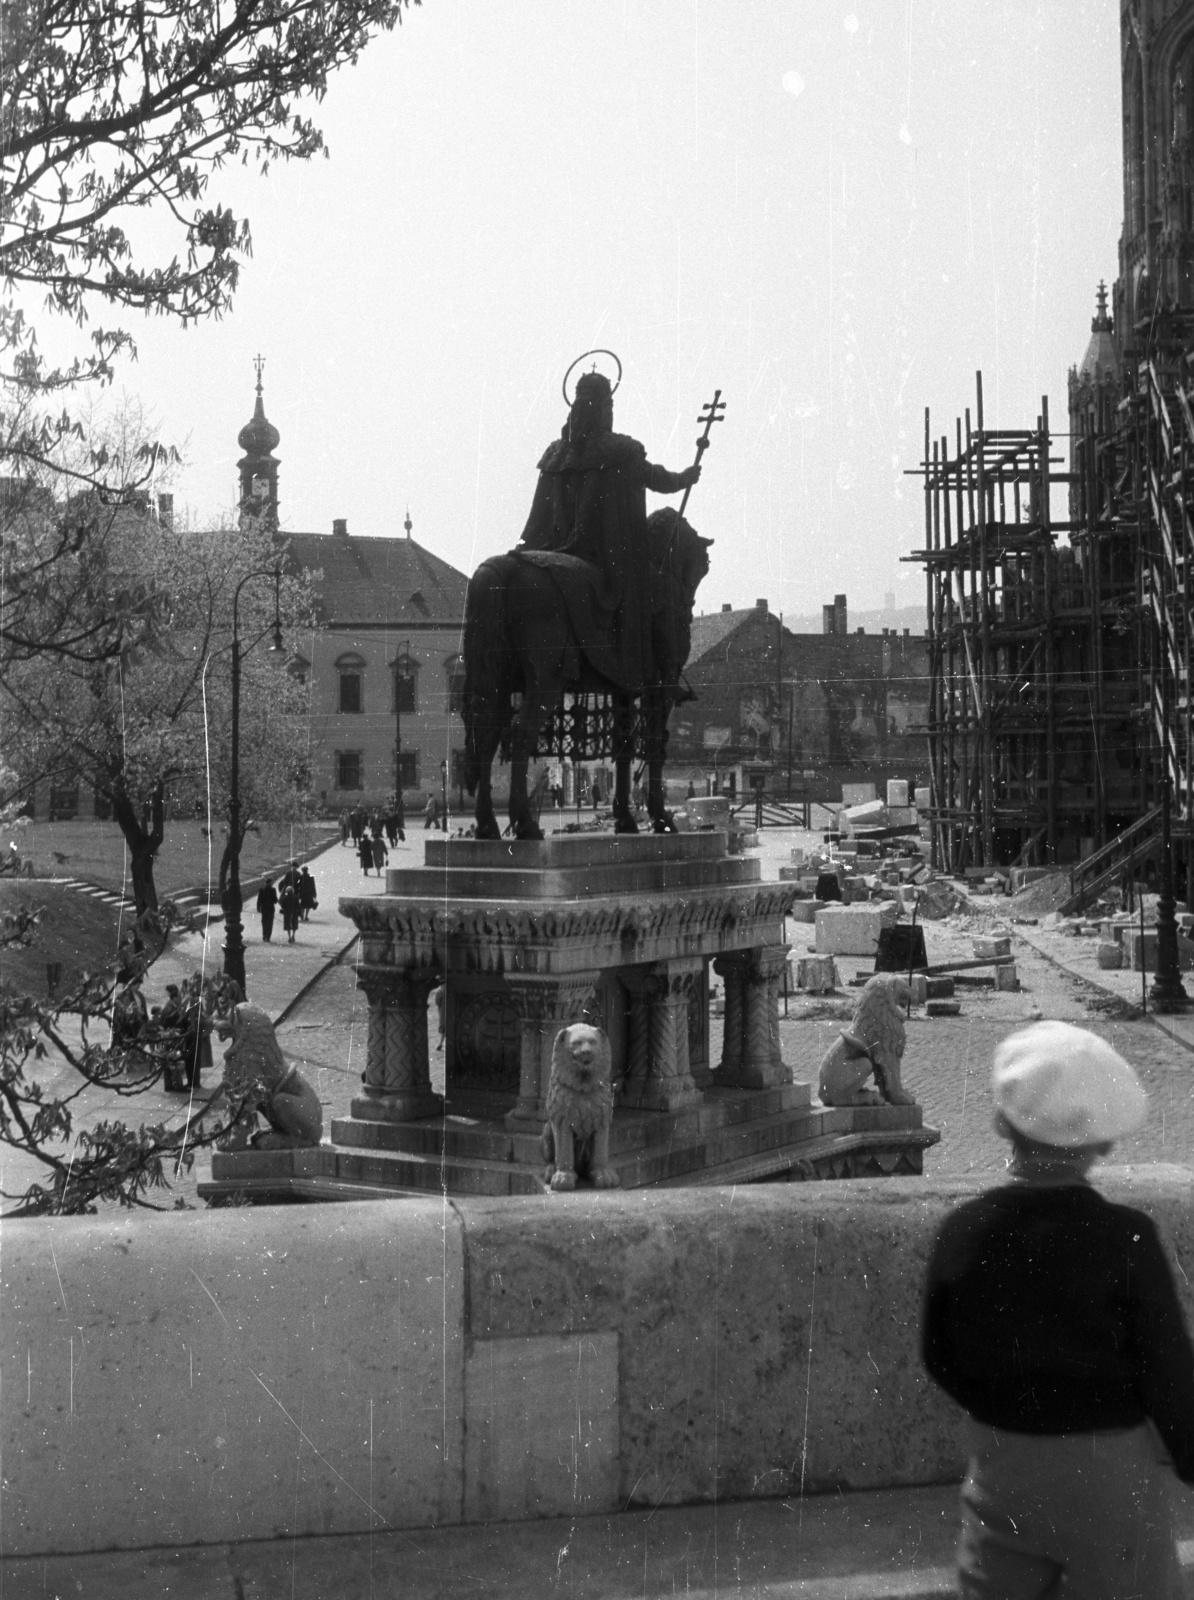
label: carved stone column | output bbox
[712,945,791,1090]
[620,956,704,1112]
[711,952,749,1081]
[351,966,444,1122]
[504,972,599,1126]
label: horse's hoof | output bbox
[550,1169,577,1192]
[614,818,639,835]
[514,824,544,841]
[475,821,501,840]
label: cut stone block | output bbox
[815,902,899,956]
[995,962,1020,991]
[841,782,878,806]
[1129,930,1158,972]
[887,807,918,828]
[909,973,928,1005]
[795,955,839,993]
[787,899,823,924]
[925,976,955,999]
[926,999,962,1017]
[886,780,910,807]
[1097,942,1124,970]
[973,936,1012,960]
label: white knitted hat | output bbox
[992,1021,1147,1147]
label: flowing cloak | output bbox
[519,432,687,691]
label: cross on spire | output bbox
[253,353,265,393]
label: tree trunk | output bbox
[109,781,164,916]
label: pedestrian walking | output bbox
[394,792,406,841]
[922,1020,1194,1599]
[279,879,300,942]
[370,833,388,873]
[424,794,438,830]
[350,807,364,845]
[256,877,278,942]
[591,779,602,811]
[298,866,317,922]
[357,832,374,876]
[339,810,350,845]
[179,974,213,1091]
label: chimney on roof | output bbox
[722,603,732,613]
[404,509,412,541]
[755,598,768,612]
[156,492,174,530]
[332,518,348,540]
[822,604,835,635]
[835,593,848,635]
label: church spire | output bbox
[237,355,281,532]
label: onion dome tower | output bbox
[237,355,281,532]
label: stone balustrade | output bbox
[6,1167,1192,1557]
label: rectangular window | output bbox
[339,672,362,714]
[93,791,113,820]
[336,751,363,790]
[396,751,418,789]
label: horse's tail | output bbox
[463,557,514,794]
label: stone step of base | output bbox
[331,1083,835,1165]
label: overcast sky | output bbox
[63,1,1123,616]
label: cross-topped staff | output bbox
[677,389,726,520]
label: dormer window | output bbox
[410,590,430,617]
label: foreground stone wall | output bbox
[4,1167,1192,1556]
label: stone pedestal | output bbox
[352,967,444,1122]
[187,832,937,1200]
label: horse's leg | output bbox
[508,682,549,841]
[612,694,638,834]
[473,708,503,840]
[645,690,678,833]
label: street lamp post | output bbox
[223,569,284,998]
[393,639,411,807]
[440,758,449,832]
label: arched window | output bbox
[336,652,365,714]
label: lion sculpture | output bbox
[219,1001,323,1150]
[541,1023,620,1192]
[817,974,917,1108]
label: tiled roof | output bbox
[284,531,468,627]
[686,610,757,663]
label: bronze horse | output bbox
[462,509,712,840]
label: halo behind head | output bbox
[563,348,622,406]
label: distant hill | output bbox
[780,604,927,637]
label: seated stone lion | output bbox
[219,1002,323,1150]
[818,974,917,1108]
[541,1023,620,1192]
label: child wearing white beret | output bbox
[922,1020,1194,1599]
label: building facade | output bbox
[667,596,929,804]
[237,379,471,814]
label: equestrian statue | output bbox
[463,353,723,840]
